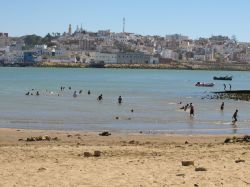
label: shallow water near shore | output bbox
[1,67,250,134]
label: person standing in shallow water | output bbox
[223,84,226,91]
[190,103,194,117]
[73,91,77,98]
[118,96,122,104]
[232,109,238,124]
[220,102,224,111]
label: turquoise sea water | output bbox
[0,67,250,134]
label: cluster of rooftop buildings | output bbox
[1,25,250,65]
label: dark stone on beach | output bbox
[194,184,199,187]
[99,132,111,136]
[26,136,55,142]
[52,137,59,141]
[185,141,189,144]
[18,138,24,141]
[84,152,92,157]
[225,135,250,143]
[181,161,194,166]
[67,134,72,138]
[235,159,245,163]
[44,135,51,141]
[26,137,36,141]
[129,140,135,144]
[93,150,101,157]
[224,137,233,143]
[35,136,43,141]
[176,173,185,177]
[195,167,207,171]
[243,135,250,142]
[38,167,47,172]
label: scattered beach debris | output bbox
[224,135,250,143]
[99,131,111,136]
[181,161,194,166]
[235,159,245,163]
[25,135,58,142]
[195,167,207,171]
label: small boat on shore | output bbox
[213,76,232,81]
[195,82,214,87]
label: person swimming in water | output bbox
[36,91,40,96]
[73,91,77,98]
[25,92,30,96]
[118,96,122,104]
[88,90,91,95]
[79,90,83,94]
[97,94,103,101]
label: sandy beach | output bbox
[0,128,249,187]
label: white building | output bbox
[86,52,117,64]
[160,49,178,61]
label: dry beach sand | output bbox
[0,128,250,187]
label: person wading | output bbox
[220,102,224,111]
[232,109,238,124]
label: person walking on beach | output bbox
[229,84,232,91]
[190,103,194,117]
[223,84,226,91]
[220,102,224,111]
[118,96,122,104]
[232,109,238,124]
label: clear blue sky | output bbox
[1,0,250,41]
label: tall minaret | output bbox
[123,17,125,33]
[68,24,72,35]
